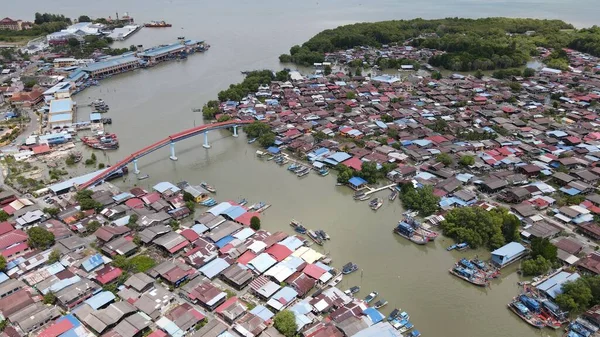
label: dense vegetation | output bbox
[521,238,557,276]
[440,206,520,249]
[280,18,600,71]
[27,227,55,249]
[217,70,274,102]
[399,184,440,216]
[335,161,397,184]
[244,121,276,147]
[273,310,297,337]
[0,13,71,42]
[555,275,600,314]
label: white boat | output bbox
[328,275,343,287]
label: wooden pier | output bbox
[363,183,396,196]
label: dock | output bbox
[363,183,396,196]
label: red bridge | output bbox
[78,119,253,190]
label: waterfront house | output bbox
[348,177,368,190]
[536,271,581,299]
[215,296,247,324]
[490,242,527,268]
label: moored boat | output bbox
[508,299,545,329]
[144,20,172,27]
[369,198,383,210]
[449,265,488,287]
[344,286,360,296]
[364,291,378,304]
[388,308,400,321]
[237,198,247,206]
[389,189,398,201]
[318,168,329,176]
[81,133,119,150]
[456,242,469,251]
[290,219,307,234]
[308,230,323,245]
[446,244,457,251]
[328,274,343,287]
[342,262,358,275]
[374,299,388,309]
[394,221,429,245]
[248,138,257,144]
[200,182,216,193]
[137,174,149,180]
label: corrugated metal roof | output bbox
[82,253,104,272]
[491,242,526,258]
[199,258,230,279]
[248,253,277,273]
[84,291,115,310]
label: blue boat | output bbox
[399,321,414,333]
[287,163,298,171]
[237,198,247,206]
[318,168,329,176]
[446,244,457,251]
[456,242,469,251]
[409,329,421,337]
[459,258,475,270]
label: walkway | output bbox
[78,119,252,189]
[363,183,397,196]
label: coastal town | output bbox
[1,10,600,337]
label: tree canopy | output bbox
[459,155,475,166]
[250,216,261,230]
[0,256,6,271]
[217,70,274,102]
[436,153,453,166]
[113,255,156,273]
[276,18,600,70]
[399,184,440,216]
[27,227,55,249]
[273,310,298,337]
[441,206,520,249]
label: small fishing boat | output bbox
[398,321,414,334]
[288,163,298,171]
[364,291,378,304]
[369,198,383,210]
[342,262,358,275]
[358,195,370,201]
[137,174,149,180]
[192,108,202,112]
[237,198,247,206]
[318,168,329,176]
[336,183,343,186]
[391,318,407,330]
[248,138,257,144]
[308,230,323,245]
[344,286,360,296]
[399,311,410,321]
[250,202,265,210]
[200,182,216,193]
[256,204,271,213]
[389,189,398,201]
[374,299,388,309]
[290,219,307,234]
[449,265,488,287]
[408,329,421,337]
[446,244,457,251]
[320,230,330,240]
[388,308,400,321]
[456,242,469,251]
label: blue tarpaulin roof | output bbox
[215,235,235,248]
[85,291,115,310]
[348,177,367,187]
[363,308,386,324]
[267,147,280,154]
[82,254,104,272]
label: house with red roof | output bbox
[342,157,363,171]
[265,244,292,262]
[94,265,123,285]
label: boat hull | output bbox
[449,269,488,287]
[508,303,545,329]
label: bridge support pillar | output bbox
[202,132,211,149]
[133,159,140,174]
[233,125,238,138]
[169,142,178,161]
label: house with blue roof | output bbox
[266,286,298,311]
[84,291,116,310]
[491,242,527,268]
[536,271,580,299]
[348,177,368,190]
[82,253,104,272]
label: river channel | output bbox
[12,0,600,335]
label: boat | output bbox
[256,204,271,213]
[201,198,217,206]
[398,321,414,334]
[320,230,330,240]
[248,138,257,144]
[369,198,383,210]
[250,202,265,210]
[144,20,172,27]
[137,174,149,180]
[390,318,407,330]
[405,217,439,241]
[296,166,310,177]
[277,157,289,165]
[456,242,469,251]
[342,262,358,275]
[287,163,298,171]
[399,311,410,321]
[353,191,366,199]
[569,322,594,337]
[328,275,343,287]
[364,291,378,304]
[237,198,247,206]
[81,133,119,150]
[394,221,429,245]
[344,286,360,296]
[446,244,457,251]
[192,108,202,112]
[318,168,329,176]
[358,195,370,201]
[200,182,216,193]
[449,265,488,287]
[389,189,398,201]
[408,330,421,337]
[308,230,323,246]
[290,219,307,234]
[373,299,388,309]
[388,309,400,321]
[508,298,545,329]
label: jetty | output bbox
[362,183,396,196]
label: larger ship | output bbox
[144,20,172,28]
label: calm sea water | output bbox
[11,1,598,336]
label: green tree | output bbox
[250,216,261,230]
[217,115,231,122]
[556,278,593,313]
[43,207,60,217]
[48,249,61,264]
[43,292,57,304]
[258,133,275,147]
[432,71,442,80]
[521,256,551,276]
[27,227,55,249]
[244,121,272,138]
[275,70,290,82]
[78,15,91,22]
[474,69,483,79]
[530,237,558,262]
[0,255,6,271]
[324,65,332,75]
[169,220,180,231]
[186,201,196,214]
[183,191,196,202]
[128,255,156,273]
[24,79,37,89]
[346,92,356,99]
[273,310,297,337]
[509,82,522,92]
[0,211,9,222]
[523,67,535,78]
[86,220,102,234]
[436,153,453,166]
[67,37,80,47]
[441,206,515,249]
[127,214,139,230]
[313,131,327,143]
[399,184,440,217]
[459,155,475,166]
